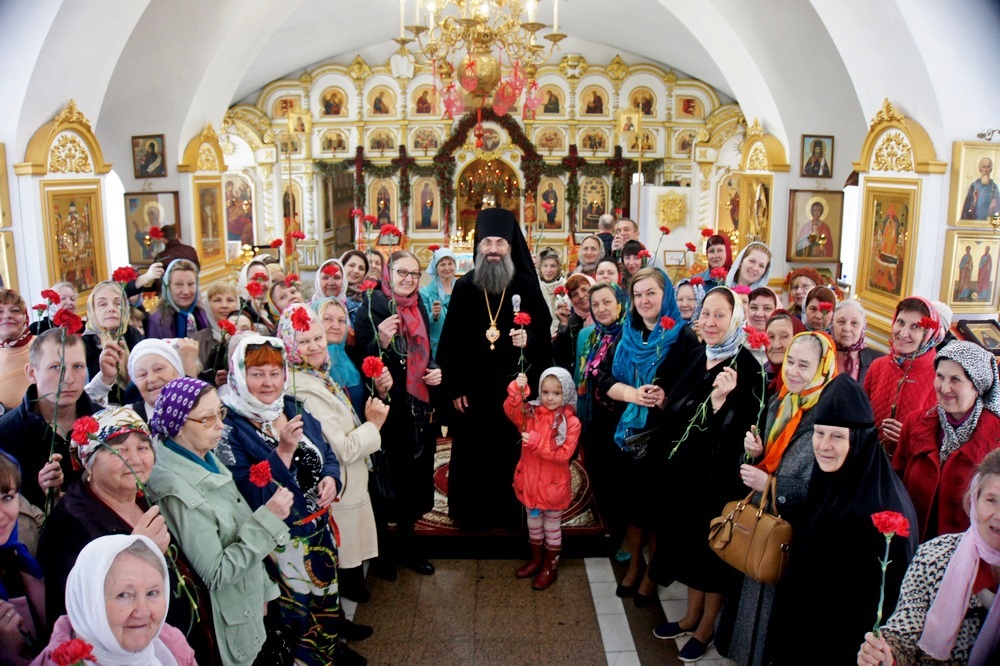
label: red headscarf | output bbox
[707,234,733,270]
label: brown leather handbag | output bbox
[707,476,792,585]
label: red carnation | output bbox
[513,311,532,326]
[41,289,61,304]
[70,416,99,446]
[685,242,697,252]
[248,460,273,488]
[428,244,441,252]
[554,285,568,296]
[361,356,385,379]
[350,208,363,218]
[270,239,283,248]
[321,264,340,277]
[147,226,164,240]
[871,510,910,538]
[362,214,378,225]
[246,281,266,299]
[710,266,728,280]
[614,207,623,217]
[818,302,834,313]
[290,230,306,240]
[659,316,676,331]
[52,309,83,335]
[733,285,751,296]
[701,228,714,238]
[112,266,139,284]
[541,202,553,214]
[217,319,236,336]
[744,326,771,350]
[284,274,300,287]
[659,225,670,235]
[916,316,937,331]
[381,225,402,238]
[358,279,378,292]
[52,637,97,666]
[690,276,705,286]
[32,303,48,312]
[290,306,312,332]
[637,249,652,259]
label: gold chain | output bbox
[484,286,508,328]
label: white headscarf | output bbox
[726,241,772,290]
[221,334,287,437]
[66,534,177,666]
[311,258,347,307]
[237,260,269,300]
[127,339,185,380]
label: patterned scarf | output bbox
[579,283,625,395]
[222,335,286,438]
[704,286,746,362]
[889,295,945,367]
[526,367,577,446]
[935,341,1000,463]
[0,318,31,348]
[758,332,838,473]
[381,262,430,403]
[161,260,203,339]
[833,300,868,379]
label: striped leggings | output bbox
[526,509,563,549]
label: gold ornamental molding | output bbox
[658,192,687,227]
[605,55,629,82]
[14,100,111,176]
[349,55,373,82]
[557,53,588,80]
[853,98,946,174]
[177,123,225,173]
[739,117,789,173]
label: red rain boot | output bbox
[515,542,544,579]
[532,547,561,590]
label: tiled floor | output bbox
[346,556,735,665]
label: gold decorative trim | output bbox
[177,123,225,173]
[746,142,768,171]
[558,54,588,79]
[349,55,372,81]
[738,119,790,173]
[605,55,629,82]
[853,98,946,174]
[48,132,94,174]
[197,143,220,172]
[53,99,91,129]
[872,131,914,172]
[658,192,687,226]
[745,118,763,138]
[15,100,111,175]
[869,98,904,129]
[664,70,677,84]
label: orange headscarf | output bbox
[757,332,838,473]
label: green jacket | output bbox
[147,441,290,666]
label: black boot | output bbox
[333,641,367,666]
[338,565,371,603]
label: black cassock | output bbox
[437,270,553,528]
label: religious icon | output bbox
[676,96,704,118]
[224,175,254,245]
[540,181,560,229]
[630,88,655,115]
[800,135,834,178]
[368,129,396,152]
[272,96,300,118]
[581,87,607,115]
[786,190,844,263]
[580,129,608,153]
[412,128,439,152]
[579,178,608,232]
[535,128,564,152]
[131,134,166,178]
[412,86,438,115]
[124,192,179,266]
[321,130,348,153]
[674,130,695,156]
[368,87,396,115]
[540,86,563,114]
[368,179,396,230]
[320,87,346,116]
[411,178,440,230]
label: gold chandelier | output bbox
[396,0,566,114]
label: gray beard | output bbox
[473,252,515,294]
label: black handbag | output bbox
[624,428,659,461]
[253,609,295,666]
[368,449,395,503]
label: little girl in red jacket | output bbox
[503,367,581,590]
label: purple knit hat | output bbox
[150,377,212,439]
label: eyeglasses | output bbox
[186,406,228,428]
[479,238,509,251]
[395,269,422,280]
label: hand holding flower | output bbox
[509,327,528,348]
[363,396,389,429]
[710,366,738,412]
[739,464,768,492]
[264,487,294,520]
[515,372,528,389]
[375,366,393,396]
[377,314,400,350]
[278,414,304,456]
[98,340,126,386]
[37,453,63,492]
[743,425,764,458]
[131,505,170,554]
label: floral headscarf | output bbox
[77,406,152,470]
[528,367,577,446]
[890,295,945,366]
[703,286,747,362]
[221,334,286,434]
[935,341,1000,463]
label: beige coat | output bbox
[288,371,381,568]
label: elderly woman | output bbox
[146,260,212,341]
[802,285,836,332]
[722,332,838,665]
[82,281,144,407]
[340,250,370,328]
[28,282,77,336]
[32,535,195,666]
[859,450,1000,666]
[278,305,389,605]
[0,454,44,666]
[125,339,200,422]
[863,296,944,457]
[266,281,304,321]
[833,299,883,384]
[650,287,762,661]
[237,259,274,331]
[765,375,918,665]
[36,407,213,660]
[894,341,1000,540]
[419,247,457,359]
[574,234,606,278]
[554,273,596,371]
[603,269,700,603]
[310,258,346,308]
[595,258,622,286]
[537,248,566,338]
[698,234,733,287]
[147,378,293,666]
[0,290,33,413]
[218,333,363,664]
[727,241,772,290]
[764,310,806,398]
[316,298,366,416]
[207,281,239,324]
[747,287,777,333]
[784,267,821,317]
[674,278,705,329]
[354,250,441,578]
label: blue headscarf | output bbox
[0,452,43,599]
[314,297,362,392]
[420,247,458,359]
[611,269,683,448]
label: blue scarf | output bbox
[328,342,362,393]
[0,520,43,600]
[611,271,683,448]
[164,437,220,474]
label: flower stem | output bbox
[873,534,892,637]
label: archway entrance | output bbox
[455,158,521,240]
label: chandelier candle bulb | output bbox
[528,0,537,22]
[400,0,405,38]
[554,0,559,33]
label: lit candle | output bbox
[553,0,559,32]
[400,0,405,37]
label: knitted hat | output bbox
[812,374,875,430]
[127,339,184,379]
[150,377,212,439]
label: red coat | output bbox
[863,351,938,457]
[503,380,580,511]
[894,406,1000,540]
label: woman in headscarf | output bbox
[537,247,566,338]
[316,298,366,417]
[863,296,944,457]
[236,259,274,332]
[894,340,1000,541]
[698,234,733,287]
[674,277,706,329]
[278,304,389,605]
[573,234,606,279]
[802,285,836,333]
[125,340,188,423]
[766,375,918,665]
[726,241,772,290]
[0,290,33,412]
[763,309,806,398]
[419,246,457,360]
[784,267,822,317]
[832,299,883,384]
[721,331,838,665]
[32,535,196,666]
[554,273,596,371]
[340,250,370,328]
[602,268,700,605]
[0,453,44,665]
[310,258,347,308]
[649,286,763,661]
[147,377,292,666]
[82,281,144,406]
[859,450,1000,666]
[354,250,440,579]
[146,260,212,340]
